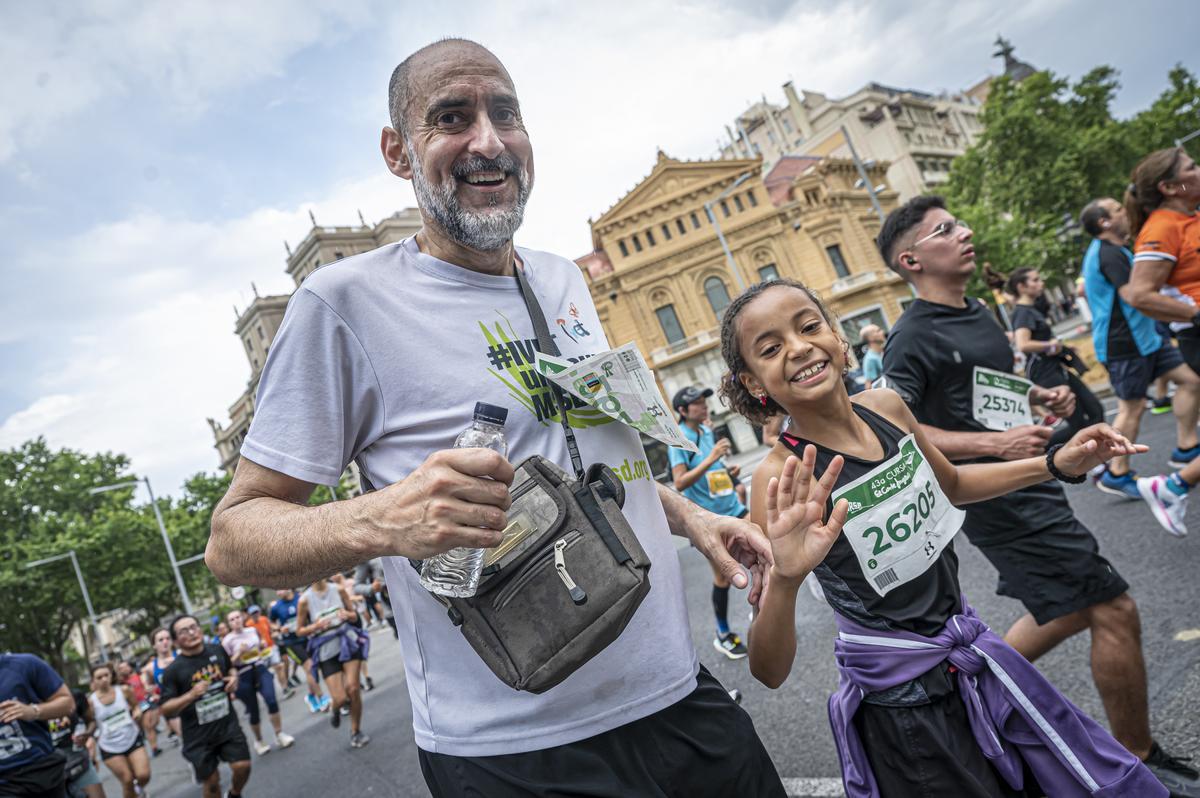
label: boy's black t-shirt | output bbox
[883,297,1074,545]
[159,644,239,747]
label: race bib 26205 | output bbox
[832,435,965,596]
[972,366,1032,431]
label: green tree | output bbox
[945,63,1199,296]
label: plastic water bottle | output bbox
[419,402,509,598]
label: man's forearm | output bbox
[656,482,706,541]
[158,695,194,719]
[919,424,1000,461]
[1124,289,1196,323]
[208,495,379,589]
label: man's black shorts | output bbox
[418,666,786,798]
[1176,328,1200,375]
[182,728,250,783]
[0,750,67,798]
[1105,345,1185,401]
[856,663,1039,797]
[975,518,1129,625]
[280,639,309,665]
[318,651,364,679]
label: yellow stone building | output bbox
[578,151,912,451]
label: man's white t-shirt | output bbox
[241,236,698,756]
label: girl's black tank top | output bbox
[779,402,961,637]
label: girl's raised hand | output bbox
[765,444,848,581]
[1055,423,1148,476]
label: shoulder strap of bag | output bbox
[514,263,585,480]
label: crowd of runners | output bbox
[0,563,392,797]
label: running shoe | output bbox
[1168,444,1200,469]
[727,689,742,705]
[330,708,341,729]
[350,731,371,749]
[1137,475,1189,537]
[281,686,296,700]
[318,694,332,712]
[276,732,295,749]
[1097,470,1140,500]
[1088,463,1107,484]
[1143,741,1200,797]
[364,677,375,692]
[340,705,350,716]
[1150,395,1173,415]
[151,747,162,757]
[713,632,748,660]
[253,739,271,756]
[287,675,301,688]
[304,693,320,713]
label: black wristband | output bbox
[1045,444,1086,484]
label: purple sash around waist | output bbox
[307,624,370,683]
[828,598,1164,798]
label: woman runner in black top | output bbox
[1007,268,1104,445]
[718,279,1144,797]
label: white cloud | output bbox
[0,0,372,162]
[1,171,416,494]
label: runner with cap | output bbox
[669,385,749,660]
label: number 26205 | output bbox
[862,481,936,556]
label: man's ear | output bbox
[896,249,920,275]
[381,127,413,180]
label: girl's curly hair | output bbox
[718,278,840,426]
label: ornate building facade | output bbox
[208,209,423,474]
[578,151,911,451]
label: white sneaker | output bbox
[1137,475,1188,537]
[276,731,295,749]
[253,739,271,756]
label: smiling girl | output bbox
[718,278,1164,797]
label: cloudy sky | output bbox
[2,0,1197,495]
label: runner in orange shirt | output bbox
[1124,146,1200,537]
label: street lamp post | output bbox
[26,550,107,662]
[91,477,194,615]
[840,125,886,224]
[705,171,755,294]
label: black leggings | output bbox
[1034,367,1105,447]
[234,663,278,726]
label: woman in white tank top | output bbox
[89,663,151,798]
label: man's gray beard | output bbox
[408,145,531,252]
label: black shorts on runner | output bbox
[418,666,786,798]
[100,733,146,760]
[1175,328,1200,375]
[975,518,1129,625]
[318,651,365,679]
[281,639,309,665]
[856,663,1040,797]
[0,750,67,798]
[182,729,251,783]
[1105,345,1185,401]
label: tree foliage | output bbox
[946,64,1200,295]
[0,438,230,674]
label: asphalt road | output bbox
[102,408,1200,797]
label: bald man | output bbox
[207,39,784,797]
[859,324,885,384]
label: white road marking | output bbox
[782,777,845,797]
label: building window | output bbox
[334,251,345,260]
[256,325,265,341]
[661,223,672,241]
[826,244,850,278]
[646,229,657,246]
[758,263,779,282]
[655,304,685,345]
[691,212,701,229]
[704,277,731,320]
[767,130,777,145]
[720,200,731,218]
[676,218,687,235]
[244,337,252,353]
[747,190,758,207]
[841,306,888,347]
[804,189,821,205]
[733,195,745,212]
[618,240,629,257]
[252,357,259,370]
[633,235,643,252]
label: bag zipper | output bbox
[493,530,583,610]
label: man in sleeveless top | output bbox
[877,194,1197,794]
[206,38,780,797]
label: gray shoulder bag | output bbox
[383,266,653,694]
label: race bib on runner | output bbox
[972,366,1033,430]
[195,691,230,725]
[706,468,734,497]
[317,606,343,629]
[832,434,965,596]
[102,708,135,733]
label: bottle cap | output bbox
[473,402,508,426]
